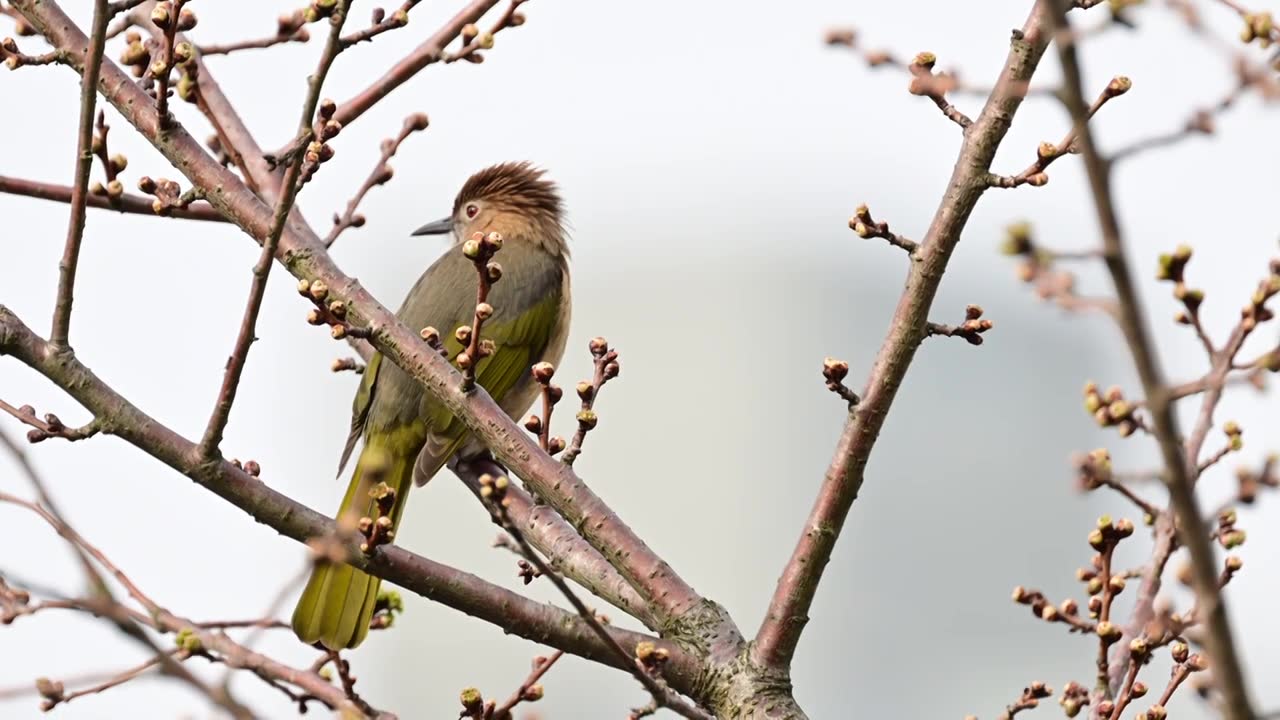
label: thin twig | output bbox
[340,1,424,47]
[492,650,563,720]
[49,0,110,350]
[324,112,430,247]
[197,1,352,459]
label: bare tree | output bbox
[2,0,1278,717]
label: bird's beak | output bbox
[410,217,453,236]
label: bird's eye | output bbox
[465,204,479,219]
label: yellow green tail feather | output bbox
[292,441,415,650]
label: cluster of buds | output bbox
[118,31,152,77]
[926,304,993,346]
[367,6,411,33]
[1240,11,1275,47]
[477,473,511,508]
[1074,448,1113,491]
[298,278,370,340]
[1058,681,1089,718]
[457,232,505,388]
[1088,514,1135,555]
[459,23,495,63]
[1155,245,1206,326]
[229,458,262,477]
[1,576,33,624]
[18,408,66,444]
[34,677,65,711]
[1235,454,1278,503]
[821,357,859,405]
[7,403,94,443]
[906,52,961,105]
[1083,382,1143,437]
[174,626,204,653]
[1,36,53,70]
[303,0,343,24]
[634,641,670,674]
[515,558,541,585]
[1000,221,1038,260]
[525,363,567,455]
[1215,507,1248,550]
[136,175,201,216]
[559,337,620,466]
[999,222,1081,304]
[298,99,344,184]
[368,588,403,630]
[849,203,917,253]
[358,481,397,554]
[148,2,200,104]
[418,326,449,358]
[268,8,312,44]
[449,0,529,64]
[1010,585,1090,633]
[86,111,131,204]
[458,687,494,719]
[1241,259,1280,332]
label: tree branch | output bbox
[0,174,227,222]
[753,3,1053,671]
[454,456,655,629]
[0,306,702,697]
[16,0,707,630]
[48,0,110,350]
[197,0,352,459]
[1044,2,1255,718]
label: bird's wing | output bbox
[411,284,564,486]
[336,351,383,477]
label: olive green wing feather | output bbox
[337,352,383,477]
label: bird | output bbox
[291,162,572,650]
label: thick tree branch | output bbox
[0,305,702,697]
[1044,2,1255,718]
[753,3,1053,671]
[49,0,109,350]
[454,456,655,629]
[15,0,707,631]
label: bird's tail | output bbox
[291,440,413,650]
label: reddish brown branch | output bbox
[444,0,528,64]
[197,2,352,460]
[753,3,1053,672]
[0,307,701,697]
[340,1,423,47]
[48,0,109,350]
[988,76,1130,189]
[478,475,712,720]
[453,455,655,628]
[328,0,502,130]
[491,651,562,720]
[1045,2,1255,718]
[325,112,430,247]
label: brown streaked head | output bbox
[412,162,568,257]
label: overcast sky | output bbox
[2,1,1278,718]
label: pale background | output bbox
[1,1,1277,718]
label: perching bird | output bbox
[292,162,571,650]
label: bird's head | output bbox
[412,162,567,257]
